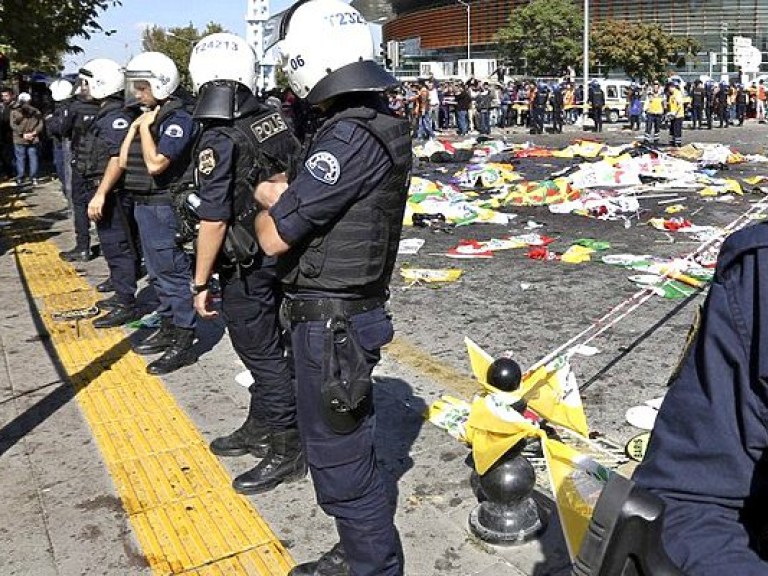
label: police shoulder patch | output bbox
[305,151,341,185]
[112,118,129,130]
[197,148,218,176]
[164,123,184,138]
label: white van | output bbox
[598,79,632,123]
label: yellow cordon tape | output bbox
[8,201,292,575]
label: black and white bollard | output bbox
[468,357,547,545]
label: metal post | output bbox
[582,0,589,125]
[467,3,471,60]
[721,22,728,80]
[457,0,470,61]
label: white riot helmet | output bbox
[188,33,258,120]
[79,59,124,100]
[124,52,180,101]
[189,33,257,94]
[268,0,396,104]
[49,79,74,102]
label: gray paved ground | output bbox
[1,119,767,575]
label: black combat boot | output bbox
[232,428,306,495]
[96,278,114,292]
[288,544,350,576]
[93,303,141,329]
[96,294,122,311]
[60,247,91,262]
[210,417,270,458]
[146,326,196,375]
[133,316,175,354]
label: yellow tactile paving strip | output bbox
[5,200,293,575]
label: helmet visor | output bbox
[264,0,313,50]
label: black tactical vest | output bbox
[68,98,100,155]
[279,107,412,297]
[194,100,299,265]
[124,97,195,194]
[75,99,130,179]
[590,87,605,107]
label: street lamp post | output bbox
[457,0,471,60]
[582,0,589,126]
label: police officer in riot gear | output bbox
[122,52,198,375]
[704,80,715,129]
[588,79,605,133]
[690,79,705,130]
[550,81,564,134]
[530,82,548,134]
[73,59,143,328]
[254,1,411,573]
[61,76,100,261]
[186,33,305,494]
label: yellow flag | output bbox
[465,395,544,474]
[464,336,494,387]
[521,357,590,437]
[542,438,612,559]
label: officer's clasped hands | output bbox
[253,174,288,209]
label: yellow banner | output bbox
[542,438,612,559]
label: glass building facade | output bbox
[366,0,768,76]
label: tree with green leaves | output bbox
[0,0,120,73]
[495,0,583,77]
[140,22,226,91]
[590,20,701,82]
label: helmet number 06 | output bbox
[289,55,305,70]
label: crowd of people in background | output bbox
[386,73,768,145]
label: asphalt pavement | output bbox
[2,118,767,575]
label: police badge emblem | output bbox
[198,148,217,176]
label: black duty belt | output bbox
[285,297,386,323]
[132,192,172,205]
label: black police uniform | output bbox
[717,85,730,127]
[193,96,302,493]
[634,221,768,576]
[690,84,705,129]
[269,97,411,576]
[704,83,715,129]
[530,86,548,135]
[736,87,748,126]
[77,97,141,324]
[550,85,564,134]
[129,97,198,374]
[588,84,605,132]
[63,96,100,259]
